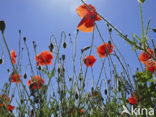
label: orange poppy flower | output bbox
[35,51,53,66]
[97,43,113,58]
[83,55,96,67]
[10,73,21,83]
[144,59,156,73]
[139,49,155,63]
[10,49,16,64]
[76,4,101,32]
[27,76,44,90]
[128,93,138,105]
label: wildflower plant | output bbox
[0,0,156,116]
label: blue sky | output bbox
[0,0,156,106]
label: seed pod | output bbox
[108,41,111,46]
[63,42,67,48]
[0,58,3,64]
[108,28,112,32]
[49,43,54,52]
[0,21,6,33]
[69,77,72,81]
[58,68,61,73]
[38,66,41,70]
[104,89,107,95]
[23,37,26,42]
[24,73,27,79]
[62,55,65,61]
[81,46,90,53]
[75,92,78,100]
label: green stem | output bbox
[139,3,145,49]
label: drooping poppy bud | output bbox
[0,21,6,33]
[0,58,3,64]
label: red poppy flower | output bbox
[97,43,114,58]
[144,59,156,73]
[7,105,15,111]
[128,93,138,105]
[10,49,16,64]
[139,49,155,63]
[35,51,53,66]
[27,76,44,90]
[80,109,83,114]
[83,55,96,67]
[10,73,21,83]
[76,4,101,32]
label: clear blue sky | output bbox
[0,0,156,104]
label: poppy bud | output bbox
[138,0,145,3]
[0,58,3,64]
[104,89,107,95]
[62,55,65,60]
[23,37,26,42]
[0,21,6,33]
[69,33,71,36]
[20,99,24,104]
[108,41,111,46]
[81,46,90,53]
[19,30,21,33]
[33,41,35,45]
[63,42,67,49]
[79,77,82,81]
[154,48,156,55]
[58,68,61,73]
[24,73,27,79]
[49,43,54,52]
[38,66,41,70]
[108,28,112,32]
[69,77,72,81]
[152,29,156,33]
[77,29,79,32]
[75,92,78,100]
[62,67,65,72]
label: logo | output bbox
[121,105,154,116]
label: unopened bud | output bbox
[0,21,6,33]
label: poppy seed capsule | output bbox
[0,58,3,64]
[75,92,78,100]
[152,29,156,33]
[0,21,6,33]
[63,42,67,48]
[23,37,26,42]
[58,68,61,73]
[49,43,54,52]
[62,55,65,60]
[69,77,72,81]
[24,73,27,79]
[104,89,107,95]
[108,28,112,32]
[38,66,41,70]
